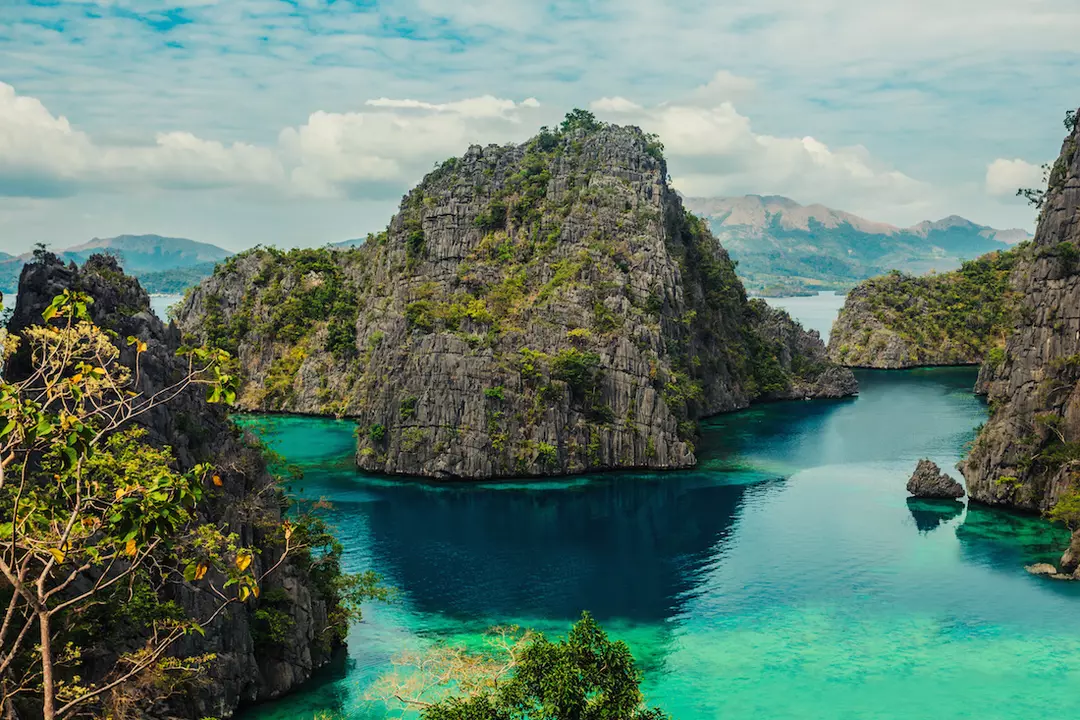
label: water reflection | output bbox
[906,498,964,533]
[347,473,761,623]
[957,503,1073,569]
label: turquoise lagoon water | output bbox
[238,367,1080,720]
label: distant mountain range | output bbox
[332,237,367,248]
[0,235,233,296]
[683,195,1033,296]
[0,204,1036,301]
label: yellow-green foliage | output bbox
[1050,487,1080,530]
[262,345,306,405]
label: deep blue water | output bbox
[237,367,1080,720]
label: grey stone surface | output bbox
[960,111,1080,514]
[906,459,965,499]
[178,124,857,479]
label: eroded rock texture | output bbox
[8,254,340,718]
[906,459,965,499]
[178,122,856,479]
[827,250,1022,369]
[959,113,1080,514]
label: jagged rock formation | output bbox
[959,113,1080,512]
[749,300,858,399]
[177,119,856,479]
[958,110,1080,572]
[827,248,1023,368]
[1025,563,1059,576]
[1060,533,1080,576]
[8,254,341,718]
[906,459,965,499]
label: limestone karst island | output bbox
[1,3,1078,720]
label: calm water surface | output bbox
[764,291,846,342]
[149,293,184,321]
[239,367,1080,720]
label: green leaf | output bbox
[59,445,77,470]
[34,418,55,438]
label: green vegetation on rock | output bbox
[828,245,1024,368]
[177,111,855,479]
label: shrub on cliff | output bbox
[0,289,379,718]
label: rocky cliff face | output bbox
[827,249,1022,369]
[8,254,340,718]
[178,120,856,479]
[960,113,1080,515]
[749,299,858,399]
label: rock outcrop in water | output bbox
[8,254,343,718]
[958,110,1080,570]
[827,249,1023,368]
[177,116,856,479]
[906,459,965,499]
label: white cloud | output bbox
[687,70,758,105]
[590,97,932,218]
[986,158,1045,197]
[0,83,93,195]
[364,95,534,119]
[101,133,285,190]
[590,97,643,114]
[0,82,285,197]
[279,97,544,198]
[0,82,545,201]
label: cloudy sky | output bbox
[1,0,1077,253]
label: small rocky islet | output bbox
[176,117,856,480]
[906,459,965,500]
[826,247,1023,369]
